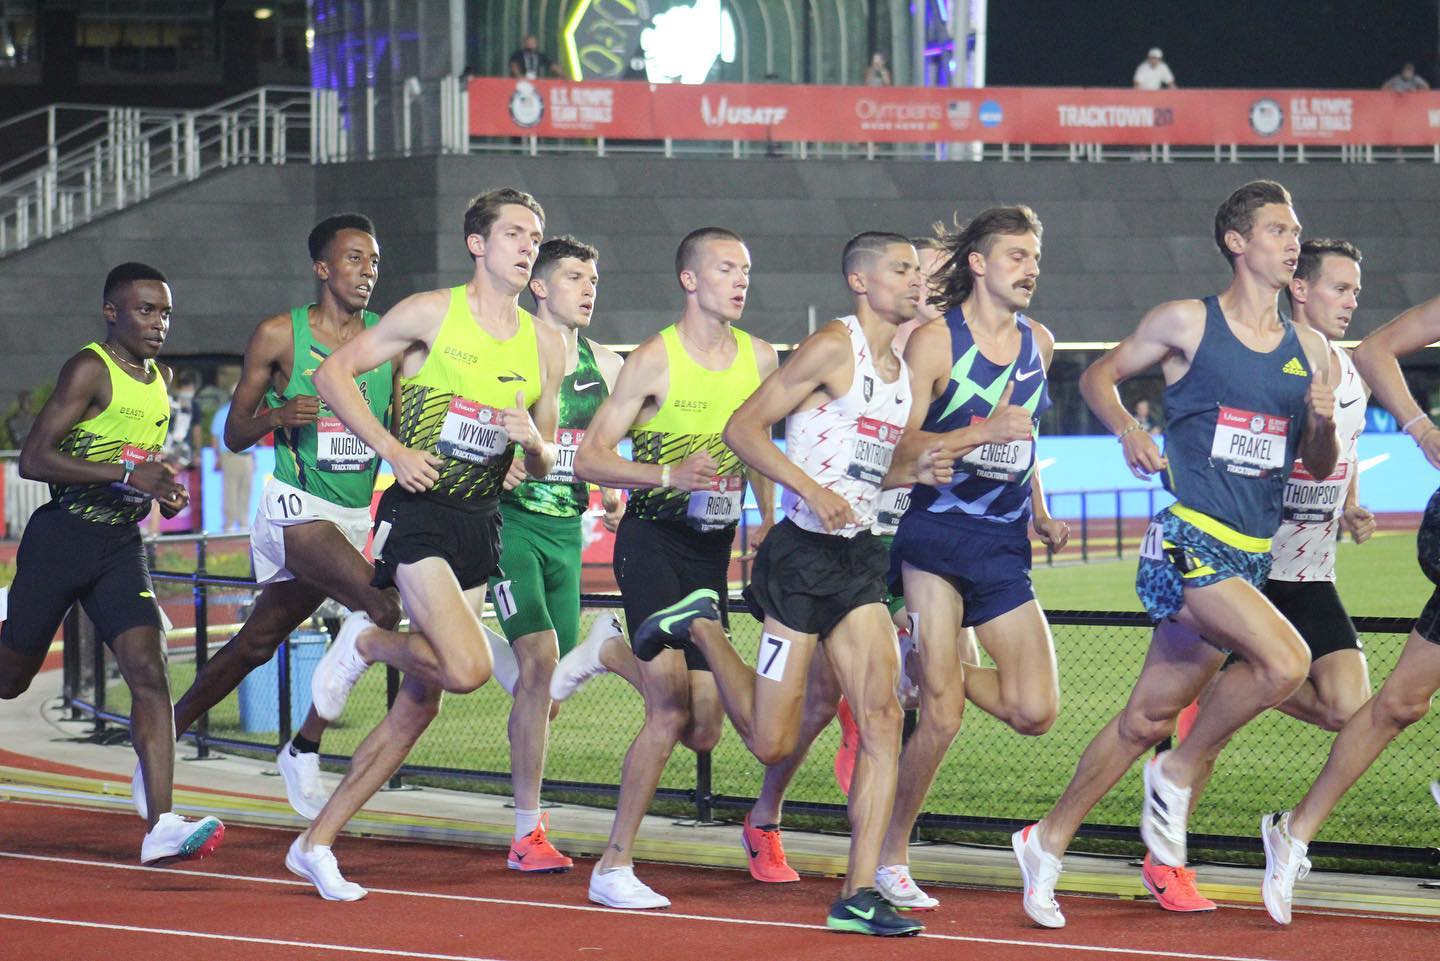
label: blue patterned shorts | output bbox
[1414,488,1440,644]
[1135,506,1273,624]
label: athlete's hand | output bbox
[269,395,321,429]
[1121,428,1167,480]
[127,460,179,499]
[1307,359,1336,426]
[915,442,954,487]
[1414,423,1440,471]
[502,455,528,491]
[1341,503,1376,544]
[668,451,718,491]
[981,382,1033,446]
[497,390,543,455]
[749,516,774,551]
[1034,514,1070,551]
[157,484,189,519]
[804,485,858,533]
[390,445,442,493]
[601,491,625,532]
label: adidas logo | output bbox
[1281,357,1307,376]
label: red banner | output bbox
[471,78,1440,147]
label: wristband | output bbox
[660,464,671,488]
[1401,412,1430,434]
[1117,422,1144,443]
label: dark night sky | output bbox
[986,0,1439,89]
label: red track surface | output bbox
[0,801,1427,961]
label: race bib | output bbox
[437,397,510,464]
[1282,458,1349,524]
[114,444,160,502]
[541,427,584,484]
[1210,406,1289,477]
[876,487,911,531]
[1140,521,1166,561]
[847,416,903,487]
[961,415,1033,482]
[687,474,744,530]
[316,416,374,472]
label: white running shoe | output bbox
[551,614,622,702]
[286,836,368,901]
[1140,755,1191,867]
[1260,812,1311,925]
[875,863,940,910]
[276,744,327,820]
[1431,780,1440,810]
[484,624,520,696]
[1012,823,1065,929]
[131,761,148,821]
[311,611,375,722]
[588,865,671,909]
[140,812,225,865]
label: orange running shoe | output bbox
[508,813,574,873]
[833,697,859,796]
[1141,854,1216,912]
[741,813,800,882]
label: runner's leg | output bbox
[965,600,1060,735]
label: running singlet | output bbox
[1269,342,1366,582]
[392,287,542,504]
[266,306,392,509]
[781,316,912,538]
[907,308,1051,538]
[51,343,171,525]
[874,486,911,536]
[627,325,761,532]
[505,336,608,518]
[1161,295,1312,540]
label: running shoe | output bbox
[1012,823,1065,928]
[1141,853,1215,912]
[286,835,368,901]
[1140,755,1191,868]
[588,865,671,909]
[741,813,799,882]
[276,743,328,821]
[484,623,519,696]
[551,614,622,702]
[1431,779,1440,811]
[833,697,859,796]
[311,610,375,722]
[631,589,720,661]
[131,761,148,821]
[507,812,573,873]
[897,628,920,707]
[140,812,225,865]
[875,863,940,910]
[826,887,924,936]
[1260,811,1310,925]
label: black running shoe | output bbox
[826,887,924,936]
[631,589,721,661]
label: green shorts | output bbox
[488,503,584,654]
[879,532,905,617]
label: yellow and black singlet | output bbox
[51,343,171,525]
[392,287,542,505]
[627,325,761,532]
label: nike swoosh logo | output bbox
[1339,397,1360,408]
[1014,368,1041,382]
[513,850,526,861]
[745,843,760,858]
[497,370,526,383]
[657,611,694,633]
[574,381,599,391]
[847,906,876,920]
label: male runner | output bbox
[135,214,402,822]
[485,236,625,872]
[286,187,563,899]
[1143,239,1374,912]
[0,263,224,864]
[573,226,777,909]
[697,231,953,935]
[1260,291,1440,924]
[1011,180,1338,929]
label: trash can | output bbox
[237,630,328,733]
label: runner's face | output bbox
[104,280,172,359]
[538,256,599,330]
[916,247,946,322]
[1295,254,1360,340]
[860,243,922,324]
[690,239,751,323]
[477,204,544,294]
[978,231,1040,313]
[1235,203,1301,287]
[317,228,379,313]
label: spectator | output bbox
[1382,61,1430,92]
[1133,47,1176,90]
[165,369,200,468]
[863,52,892,87]
[1133,398,1162,436]
[4,388,40,449]
[508,34,560,79]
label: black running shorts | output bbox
[743,518,889,639]
[613,514,733,672]
[370,486,503,593]
[1263,579,1361,660]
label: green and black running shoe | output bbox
[826,887,925,936]
[631,588,721,661]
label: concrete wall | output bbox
[4,154,1439,400]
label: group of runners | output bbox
[2,179,1439,936]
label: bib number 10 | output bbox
[275,491,303,519]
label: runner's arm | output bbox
[591,341,628,513]
[574,338,669,489]
[225,313,297,452]
[1297,325,1340,481]
[1354,295,1440,443]
[18,351,121,486]
[517,322,564,478]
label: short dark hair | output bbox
[103,262,168,303]
[532,235,599,283]
[929,206,1043,312]
[308,212,376,262]
[1284,238,1362,310]
[1213,180,1293,265]
[463,187,545,255]
[841,231,912,277]
[675,227,745,283]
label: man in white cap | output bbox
[1134,48,1176,90]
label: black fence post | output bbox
[277,635,293,751]
[694,750,713,822]
[62,605,82,719]
[385,666,404,790]
[1045,493,1055,566]
[1080,491,1090,562]
[90,610,107,735]
[1115,489,1124,559]
[192,535,210,759]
